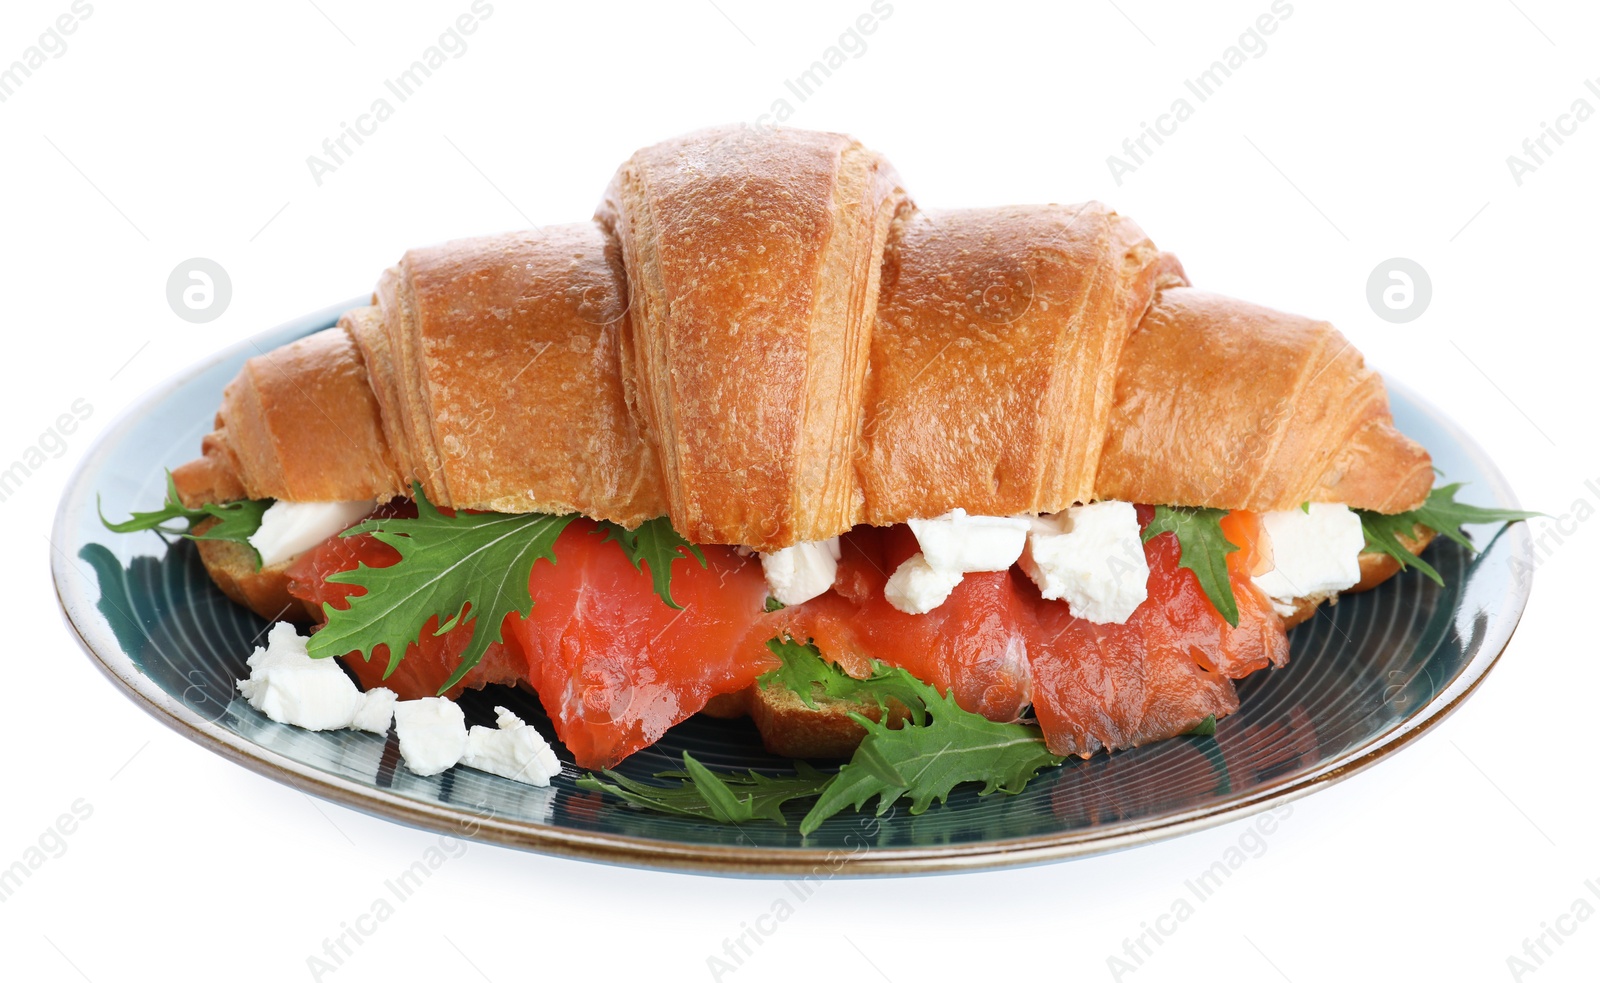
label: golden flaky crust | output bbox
[596,126,909,548]
[1097,287,1433,513]
[173,327,402,507]
[175,125,1431,549]
[363,225,666,525]
[858,204,1162,522]
[178,225,668,528]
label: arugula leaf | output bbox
[757,636,929,718]
[1185,714,1218,737]
[764,596,786,612]
[575,756,832,825]
[194,501,272,548]
[1142,505,1240,627]
[99,471,270,567]
[308,484,574,693]
[1410,483,1541,549]
[681,753,758,823]
[1357,510,1443,585]
[756,637,836,710]
[799,674,1062,835]
[593,517,706,609]
[1356,483,1540,587]
[580,649,1062,834]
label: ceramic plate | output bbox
[52,301,1534,875]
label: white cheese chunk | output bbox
[249,500,373,567]
[239,621,318,673]
[907,509,1030,574]
[1251,503,1366,617]
[1020,501,1149,624]
[759,537,841,606]
[461,707,563,786]
[393,698,469,777]
[349,687,397,735]
[883,510,1032,615]
[884,552,965,615]
[236,622,364,731]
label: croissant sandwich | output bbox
[107,126,1510,819]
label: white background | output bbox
[2,1,1597,980]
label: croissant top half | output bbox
[175,126,1431,549]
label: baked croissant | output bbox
[167,125,1435,766]
[177,126,1428,543]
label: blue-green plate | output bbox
[51,301,1534,875]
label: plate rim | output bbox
[50,303,1535,877]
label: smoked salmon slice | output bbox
[780,524,1035,722]
[288,511,778,770]
[286,501,1291,769]
[286,502,527,698]
[503,520,776,770]
[1024,506,1284,757]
